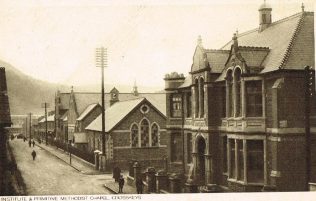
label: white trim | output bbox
[112,130,130,133]
[267,127,316,134]
[227,134,266,140]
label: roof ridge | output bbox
[114,97,145,104]
[204,49,230,53]
[239,46,270,50]
[279,12,305,68]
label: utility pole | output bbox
[42,102,50,145]
[305,65,314,191]
[29,113,32,139]
[96,47,107,170]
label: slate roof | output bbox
[205,49,230,73]
[85,98,145,132]
[76,103,99,121]
[178,76,192,88]
[221,12,314,73]
[0,67,11,125]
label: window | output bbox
[229,139,236,178]
[226,71,233,117]
[131,124,138,147]
[186,92,192,118]
[222,136,227,173]
[171,94,182,117]
[246,81,263,117]
[187,133,192,163]
[262,13,267,24]
[194,79,199,117]
[237,140,244,180]
[171,133,182,162]
[221,87,226,118]
[151,123,159,147]
[247,140,264,183]
[234,68,242,117]
[228,138,264,183]
[140,119,150,147]
[199,78,205,117]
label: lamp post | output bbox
[96,47,107,171]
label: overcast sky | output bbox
[0,0,314,88]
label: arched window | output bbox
[199,77,205,117]
[151,123,159,147]
[140,119,150,147]
[194,79,199,118]
[234,68,242,117]
[226,70,233,117]
[131,124,138,147]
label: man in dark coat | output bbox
[113,166,121,182]
[32,140,35,147]
[29,140,32,147]
[118,175,125,193]
[136,178,144,194]
[31,150,37,160]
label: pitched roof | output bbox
[58,92,166,118]
[76,103,99,121]
[178,76,192,88]
[221,12,314,73]
[205,49,230,73]
[85,98,145,132]
[39,114,55,123]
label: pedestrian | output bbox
[136,177,144,194]
[28,140,31,147]
[118,175,125,193]
[31,150,37,161]
[23,137,26,142]
[32,140,35,147]
[113,166,121,182]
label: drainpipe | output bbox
[181,92,185,175]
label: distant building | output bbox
[164,3,315,192]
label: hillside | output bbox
[0,60,164,115]
[0,60,62,115]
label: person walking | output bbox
[32,140,35,147]
[113,166,121,182]
[118,175,125,193]
[28,140,32,147]
[31,150,37,161]
[136,178,144,194]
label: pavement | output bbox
[104,180,138,194]
[35,142,101,175]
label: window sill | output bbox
[131,146,161,149]
[227,178,264,186]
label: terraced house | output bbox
[164,3,315,192]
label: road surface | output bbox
[10,139,112,195]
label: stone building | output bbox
[85,97,167,170]
[164,3,315,192]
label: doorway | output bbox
[196,136,206,185]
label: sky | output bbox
[0,0,314,88]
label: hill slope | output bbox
[0,60,164,115]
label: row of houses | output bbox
[33,2,315,192]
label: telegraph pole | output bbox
[42,102,50,145]
[96,47,107,170]
[305,65,314,190]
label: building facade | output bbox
[85,97,167,170]
[165,3,315,192]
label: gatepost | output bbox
[94,150,101,170]
[169,173,182,193]
[156,170,168,193]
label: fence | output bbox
[53,140,95,164]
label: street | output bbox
[9,139,112,195]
